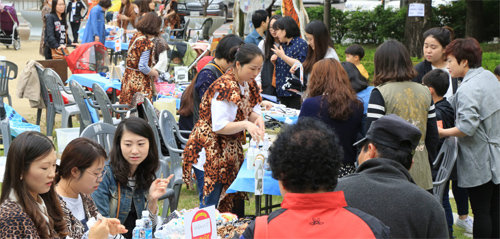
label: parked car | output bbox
[273,0,344,8]
[177,0,233,22]
[344,0,400,11]
[344,0,456,12]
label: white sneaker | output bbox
[456,216,473,234]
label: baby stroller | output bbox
[66,42,109,74]
[0,3,20,50]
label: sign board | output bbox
[408,3,425,17]
[114,38,121,52]
[185,206,217,239]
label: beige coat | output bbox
[16,60,45,109]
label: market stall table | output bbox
[68,73,121,102]
[227,159,281,216]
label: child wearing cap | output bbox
[345,44,369,80]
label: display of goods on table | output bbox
[154,209,252,239]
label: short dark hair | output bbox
[269,117,343,193]
[362,140,413,170]
[272,16,300,39]
[423,26,454,48]
[345,44,365,59]
[251,10,268,29]
[234,43,263,67]
[495,64,500,76]
[57,138,107,182]
[110,117,159,190]
[422,69,449,97]
[99,0,112,8]
[135,12,162,36]
[373,40,417,86]
[444,38,482,68]
[214,34,244,62]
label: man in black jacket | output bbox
[336,114,449,238]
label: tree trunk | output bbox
[465,0,483,41]
[324,0,331,31]
[400,0,409,9]
[403,0,432,58]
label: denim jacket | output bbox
[91,164,148,224]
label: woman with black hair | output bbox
[0,131,125,238]
[189,34,244,123]
[256,14,281,96]
[414,27,460,98]
[183,43,265,214]
[44,0,74,59]
[92,117,173,238]
[299,20,339,81]
[56,138,129,238]
[178,35,244,207]
[271,16,308,109]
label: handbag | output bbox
[50,48,69,60]
[51,30,70,60]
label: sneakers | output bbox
[456,216,473,234]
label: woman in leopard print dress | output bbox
[120,12,162,106]
[183,44,265,213]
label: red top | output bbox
[247,191,389,239]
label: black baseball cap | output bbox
[353,114,422,153]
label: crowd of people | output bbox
[1,1,499,238]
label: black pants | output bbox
[278,95,301,110]
[468,181,499,238]
[70,21,81,43]
[44,46,52,60]
[452,179,470,215]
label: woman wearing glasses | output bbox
[55,137,127,238]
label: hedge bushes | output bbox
[305,0,499,44]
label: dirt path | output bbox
[0,40,74,134]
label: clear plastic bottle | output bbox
[247,140,257,170]
[132,219,145,239]
[141,211,153,239]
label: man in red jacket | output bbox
[241,118,390,238]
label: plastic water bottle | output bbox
[247,140,257,170]
[132,219,145,239]
[141,210,153,239]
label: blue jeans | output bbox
[193,167,223,208]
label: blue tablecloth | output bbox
[105,40,129,51]
[69,74,122,91]
[264,114,298,124]
[226,159,281,196]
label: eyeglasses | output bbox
[87,169,106,181]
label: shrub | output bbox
[306,6,347,44]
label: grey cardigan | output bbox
[449,67,500,188]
